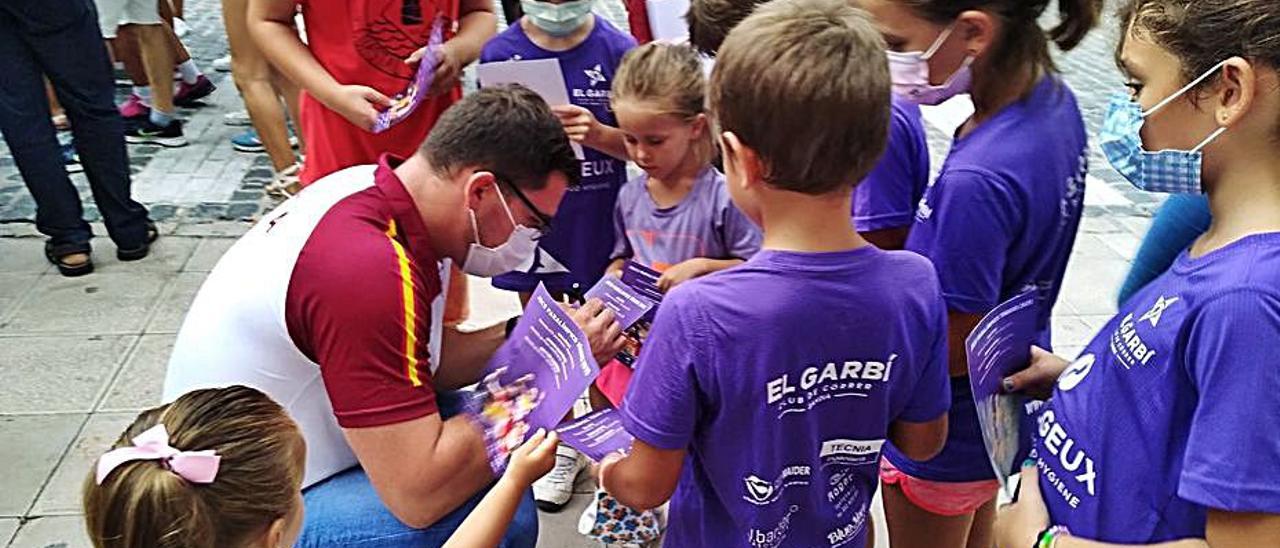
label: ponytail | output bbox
[1049,0,1102,51]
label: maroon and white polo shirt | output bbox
[163,155,450,487]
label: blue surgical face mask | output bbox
[1098,61,1229,195]
[521,0,594,37]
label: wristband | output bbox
[1035,525,1070,548]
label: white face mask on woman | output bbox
[461,183,540,277]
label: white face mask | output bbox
[462,184,540,277]
[886,24,974,106]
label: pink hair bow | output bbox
[95,424,221,485]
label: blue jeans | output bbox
[296,389,539,547]
[297,467,539,548]
[0,0,150,250]
[1117,195,1212,307]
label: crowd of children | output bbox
[80,0,1280,546]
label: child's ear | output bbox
[719,131,762,190]
[691,113,709,137]
[1214,57,1257,130]
[956,10,996,59]
[260,516,288,548]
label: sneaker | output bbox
[61,142,83,174]
[173,17,189,38]
[118,93,151,120]
[113,66,132,87]
[223,109,252,126]
[533,444,585,511]
[232,129,300,152]
[126,118,187,147]
[265,163,302,197]
[174,75,216,107]
[213,54,232,73]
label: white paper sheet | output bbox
[647,0,691,43]
[476,59,585,158]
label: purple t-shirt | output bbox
[611,167,761,270]
[621,246,951,548]
[1037,233,1280,543]
[483,16,636,293]
[885,76,1088,482]
[853,96,930,233]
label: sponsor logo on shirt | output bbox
[819,439,882,518]
[584,64,607,87]
[580,159,618,179]
[1056,353,1095,392]
[1037,408,1097,508]
[825,505,870,547]
[1109,312,1157,369]
[765,355,897,418]
[1060,150,1087,225]
[1139,295,1179,327]
[747,504,799,548]
[914,185,935,222]
[742,465,811,506]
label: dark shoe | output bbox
[117,222,159,262]
[61,142,83,174]
[174,75,216,107]
[126,118,187,147]
[45,241,93,277]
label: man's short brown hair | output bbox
[422,85,580,190]
[709,0,890,195]
[687,0,770,56]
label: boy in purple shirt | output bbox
[598,1,950,546]
[996,1,1280,546]
[481,1,636,299]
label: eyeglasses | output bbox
[489,172,554,237]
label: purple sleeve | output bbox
[896,291,952,422]
[620,290,704,450]
[1178,289,1280,513]
[908,169,1020,314]
[716,186,762,260]
[854,100,929,232]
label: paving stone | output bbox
[537,492,598,548]
[0,240,49,275]
[0,272,168,335]
[0,518,17,546]
[33,413,135,516]
[1058,258,1131,316]
[0,273,40,322]
[183,237,236,272]
[0,414,83,517]
[0,335,134,414]
[90,236,198,273]
[8,515,92,548]
[99,335,174,413]
[147,272,207,333]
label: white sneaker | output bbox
[223,110,252,127]
[173,17,189,38]
[533,443,585,511]
[213,54,232,73]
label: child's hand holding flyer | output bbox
[372,17,446,134]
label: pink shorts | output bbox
[595,359,633,408]
[879,458,1000,516]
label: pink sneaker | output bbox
[174,75,216,107]
[117,94,150,120]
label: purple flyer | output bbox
[487,284,599,432]
[620,261,663,305]
[556,408,634,462]
[965,289,1037,491]
[584,275,656,330]
[371,17,445,134]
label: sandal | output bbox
[265,163,303,198]
[45,241,94,277]
[117,221,159,262]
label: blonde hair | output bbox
[83,386,305,548]
[710,0,890,194]
[611,42,716,166]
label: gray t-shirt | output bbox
[611,167,762,270]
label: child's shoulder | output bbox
[590,15,639,49]
[480,24,530,61]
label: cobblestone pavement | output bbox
[0,1,1154,546]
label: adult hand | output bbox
[656,259,707,292]
[572,299,626,364]
[1003,346,1070,400]
[995,465,1050,548]
[552,104,603,145]
[504,429,560,486]
[326,84,392,132]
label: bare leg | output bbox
[109,31,148,86]
[131,24,176,113]
[222,0,294,170]
[273,68,304,152]
[965,497,997,548]
[881,482,975,548]
[156,0,192,64]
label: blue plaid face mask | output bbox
[1099,61,1229,195]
